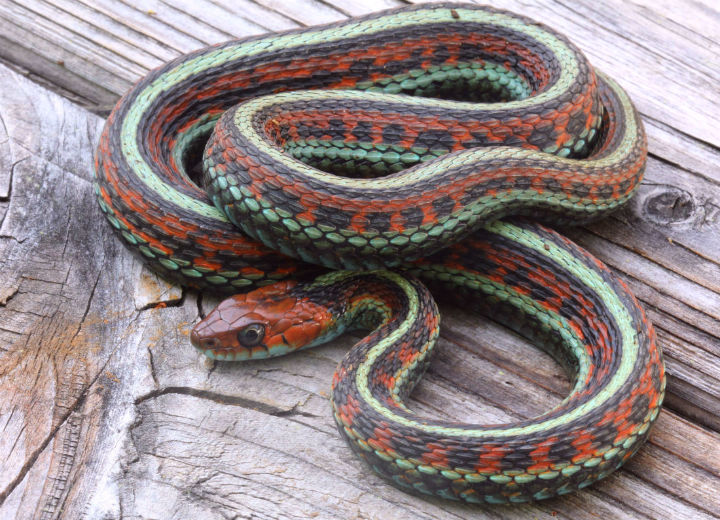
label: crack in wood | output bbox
[36,412,83,519]
[1,138,93,186]
[0,270,120,513]
[0,234,27,244]
[0,356,102,506]
[133,386,318,419]
[146,342,159,388]
[136,288,186,312]
[645,154,720,192]
[0,158,26,204]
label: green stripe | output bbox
[119,5,585,218]
[356,221,639,437]
[232,72,637,192]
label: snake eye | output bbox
[237,323,265,347]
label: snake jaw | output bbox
[190,304,271,360]
[191,281,336,360]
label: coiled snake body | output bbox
[94,3,665,503]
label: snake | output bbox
[93,3,665,504]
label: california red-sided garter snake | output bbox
[94,3,665,504]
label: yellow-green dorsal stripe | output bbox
[356,221,639,437]
[232,73,636,191]
[120,6,582,219]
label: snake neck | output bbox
[286,269,443,408]
[323,271,441,407]
[301,271,423,344]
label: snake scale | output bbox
[94,3,665,504]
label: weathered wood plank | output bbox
[251,0,349,25]
[4,0,717,431]
[2,0,719,148]
[0,63,716,518]
[0,0,719,517]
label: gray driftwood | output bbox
[0,1,719,518]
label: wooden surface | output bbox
[0,1,719,518]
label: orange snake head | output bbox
[190,280,336,361]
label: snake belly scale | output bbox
[94,3,665,504]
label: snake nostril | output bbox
[191,330,220,349]
[201,337,219,349]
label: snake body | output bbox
[94,3,665,503]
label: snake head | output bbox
[190,280,334,361]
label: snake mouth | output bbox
[190,323,296,361]
[191,339,295,361]
[197,345,263,361]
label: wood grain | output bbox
[0,1,718,518]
